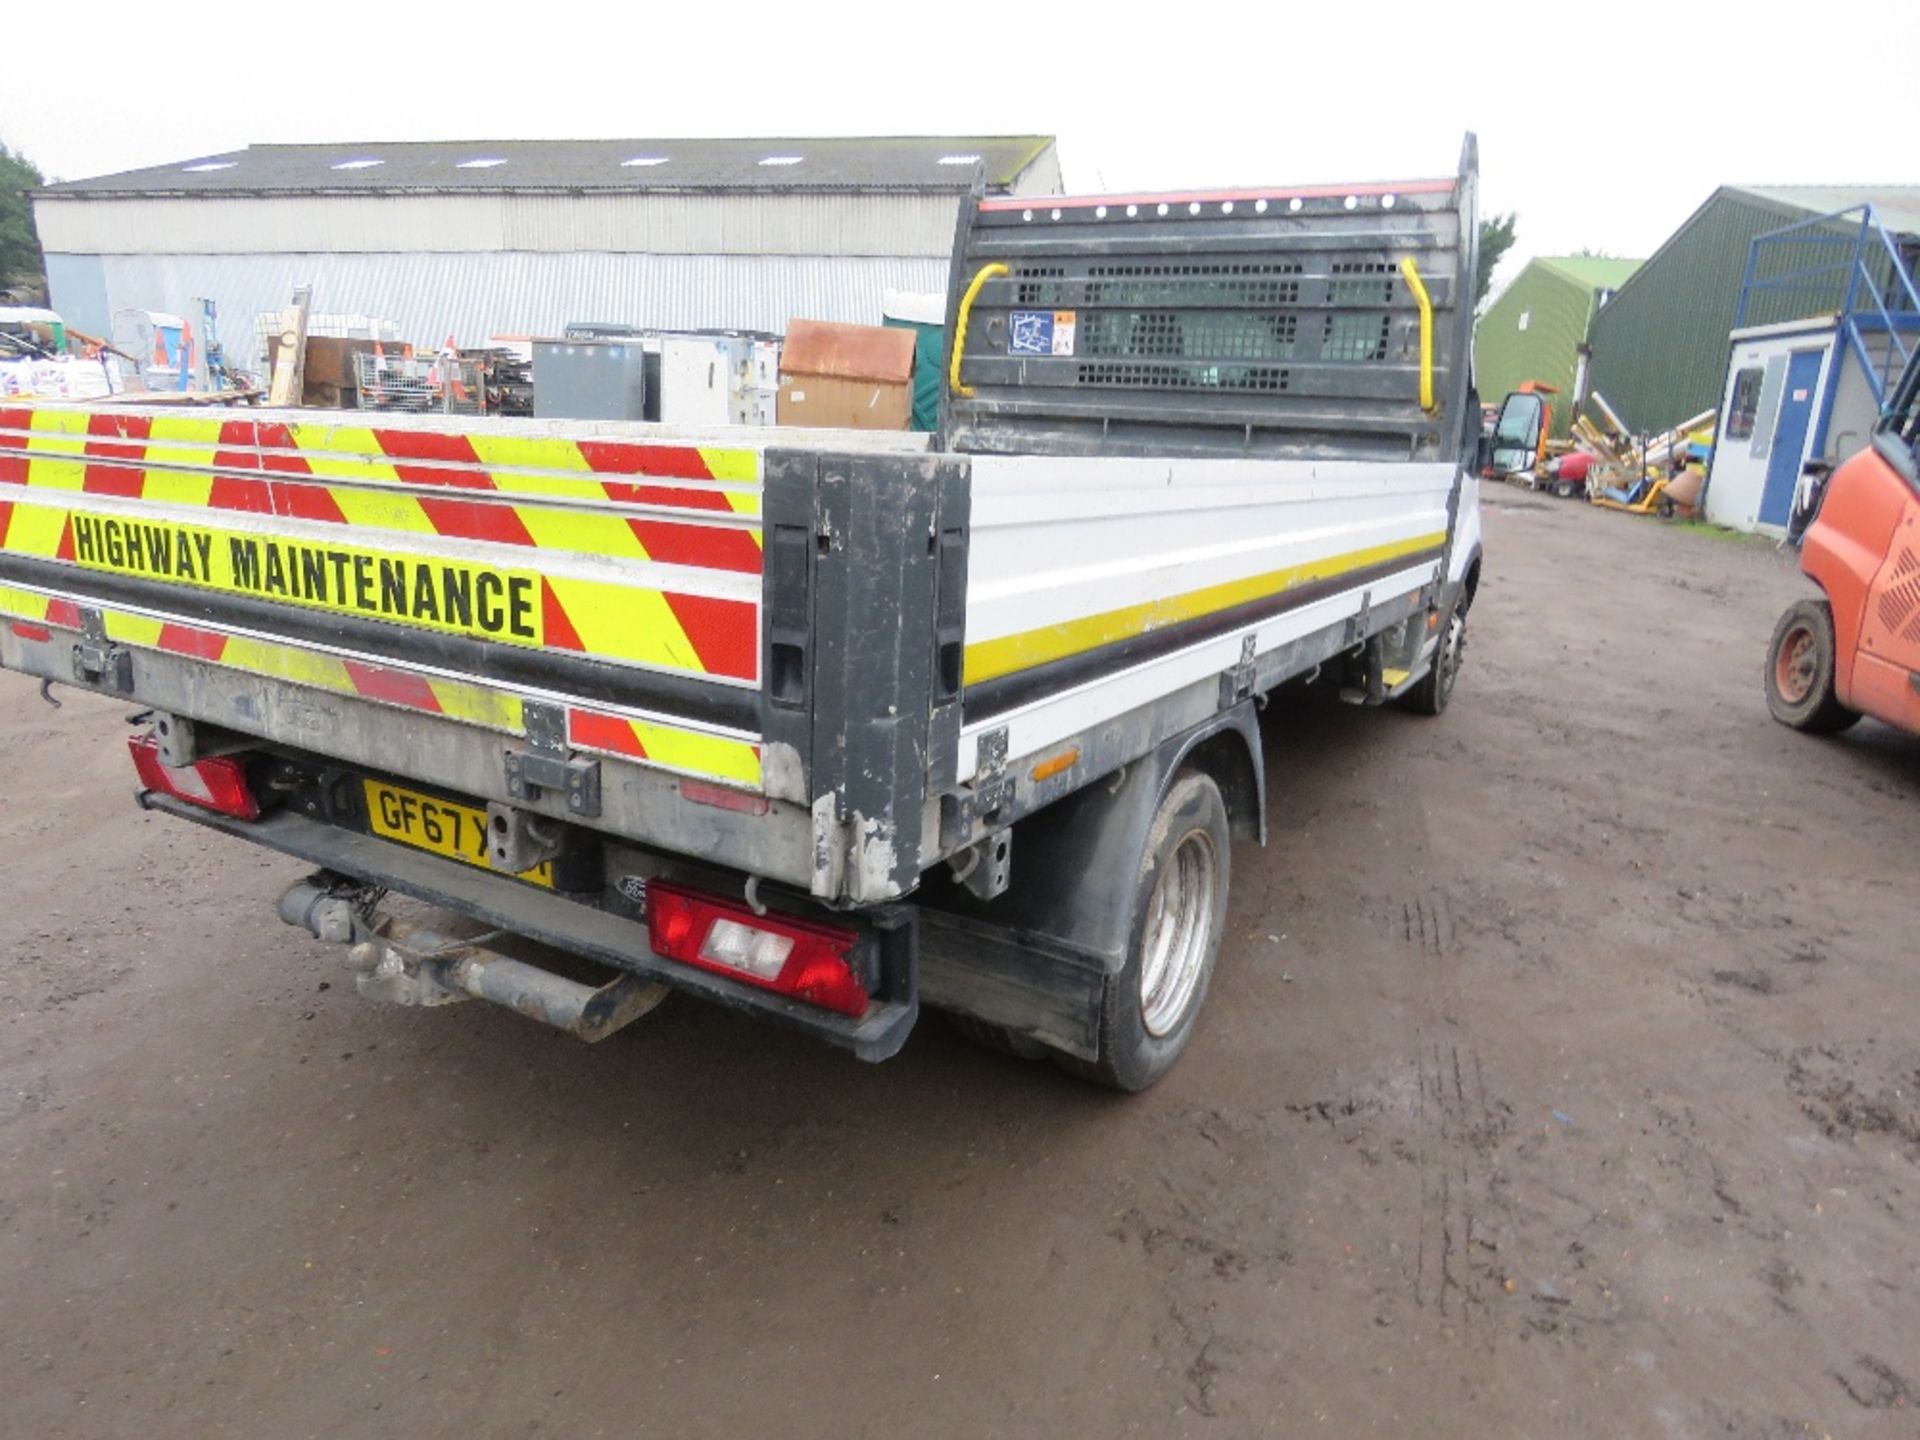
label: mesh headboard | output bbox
[941,137,1478,463]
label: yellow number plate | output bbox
[362,780,554,888]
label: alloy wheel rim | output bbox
[1139,829,1216,1037]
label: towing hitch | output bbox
[277,875,667,1043]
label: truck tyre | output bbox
[1400,598,1467,717]
[1064,770,1231,1091]
[1765,598,1860,734]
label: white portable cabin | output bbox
[1704,317,1884,535]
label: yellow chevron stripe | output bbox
[283,424,401,484]
[467,433,594,472]
[147,416,227,446]
[964,531,1449,685]
[512,505,648,558]
[139,469,217,508]
[327,485,439,534]
[544,573,707,674]
[25,410,86,490]
[628,719,762,787]
[12,408,89,436]
[425,680,525,731]
[0,584,53,622]
[102,611,166,646]
[0,580,755,783]
[221,635,357,692]
[4,501,69,558]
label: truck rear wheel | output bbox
[1765,598,1860,734]
[1064,770,1230,1091]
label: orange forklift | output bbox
[1765,348,1920,737]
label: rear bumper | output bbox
[139,791,920,1062]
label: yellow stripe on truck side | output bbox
[964,531,1449,685]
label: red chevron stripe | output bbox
[660,593,758,681]
[0,498,11,546]
[46,597,82,628]
[208,474,275,513]
[254,422,315,475]
[81,414,148,497]
[602,481,731,511]
[0,406,28,485]
[54,517,75,562]
[541,579,585,652]
[156,622,229,661]
[343,660,444,713]
[212,420,270,511]
[372,427,496,490]
[625,516,762,575]
[576,440,716,481]
[416,495,537,547]
[568,708,647,759]
[83,414,152,490]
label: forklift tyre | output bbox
[1765,598,1860,735]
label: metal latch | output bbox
[1344,589,1375,647]
[504,701,601,817]
[71,609,132,693]
[938,727,1014,853]
[1220,634,1257,708]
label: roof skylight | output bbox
[937,154,981,166]
[456,157,507,169]
[182,161,236,173]
[621,156,670,167]
[758,155,804,167]
[331,158,384,171]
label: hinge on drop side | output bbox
[503,701,602,818]
[71,608,133,693]
[1220,634,1257,708]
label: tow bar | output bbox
[277,874,667,1043]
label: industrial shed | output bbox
[31,135,1062,373]
[1474,256,1640,437]
[1585,184,1920,434]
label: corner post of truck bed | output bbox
[761,446,972,906]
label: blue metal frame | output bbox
[1736,204,1920,453]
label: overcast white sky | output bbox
[4,0,1908,297]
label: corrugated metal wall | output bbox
[1586,193,1799,434]
[79,252,949,372]
[1473,265,1588,437]
[34,193,963,258]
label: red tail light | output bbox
[645,880,869,1017]
[128,734,260,820]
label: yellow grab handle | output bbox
[950,262,1009,399]
[1399,256,1437,416]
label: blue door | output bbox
[1758,349,1824,526]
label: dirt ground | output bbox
[2,496,1917,1439]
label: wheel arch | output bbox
[928,703,1262,978]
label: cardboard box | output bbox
[777,319,915,431]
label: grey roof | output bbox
[1728,184,1920,236]
[40,135,1057,198]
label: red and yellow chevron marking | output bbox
[568,707,762,790]
[0,407,762,529]
[0,407,764,682]
[0,507,758,683]
[0,583,764,788]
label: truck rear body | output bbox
[0,141,1481,1071]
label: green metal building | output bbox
[1586,185,1920,435]
[1474,256,1640,437]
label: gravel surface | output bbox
[2,496,1916,1438]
